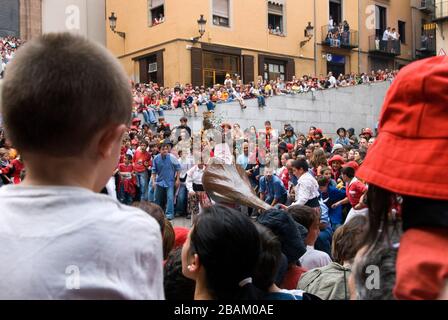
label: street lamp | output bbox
[192,14,207,43]
[108,12,126,39]
[300,22,314,47]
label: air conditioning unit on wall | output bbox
[148,62,158,73]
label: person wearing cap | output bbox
[355,56,448,300]
[328,155,345,182]
[331,162,368,225]
[359,128,373,141]
[331,143,344,155]
[151,140,181,221]
[335,128,350,146]
[259,167,288,206]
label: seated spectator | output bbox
[288,205,332,270]
[335,127,350,146]
[257,209,307,290]
[259,167,288,206]
[298,215,368,300]
[254,224,319,300]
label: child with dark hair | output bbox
[257,209,307,290]
[118,154,136,205]
[182,205,263,300]
[332,165,368,224]
[0,33,163,299]
[318,176,347,230]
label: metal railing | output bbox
[321,25,359,49]
[420,0,435,10]
[420,28,437,52]
[435,1,448,19]
[369,35,401,56]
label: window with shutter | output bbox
[213,0,230,27]
[267,1,284,35]
[148,0,165,27]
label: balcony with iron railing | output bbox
[321,25,359,49]
[416,28,437,57]
[369,35,401,56]
[420,0,435,14]
[434,0,448,21]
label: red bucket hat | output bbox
[357,56,448,200]
[328,155,345,166]
[343,161,359,171]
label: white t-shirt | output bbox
[382,30,390,41]
[299,245,332,270]
[0,185,164,300]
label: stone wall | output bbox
[160,81,391,138]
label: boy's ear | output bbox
[97,124,128,159]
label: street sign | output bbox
[438,48,447,56]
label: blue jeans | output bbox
[257,96,266,107]
[175,183,188,216]
[154,184,175,219]
[135,171,149,201]
[147,177,155,202]
[145,109,158,124]
[119,184,133,205]
[316,226,333,257]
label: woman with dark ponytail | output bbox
[181,204,263,300]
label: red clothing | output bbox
[174,227,190,249]
[394,227,448,300]
[118,163,136,196]
[143,96,151,107]
[278,167,289,189]
[280,265,308,290]
[1,159,24,184]
[346,177,367,207]
[133,149,151,173]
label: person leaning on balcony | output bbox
[381,27,391,51]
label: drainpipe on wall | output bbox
[358,0,361,73]
[314,0,317,76]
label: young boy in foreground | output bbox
[0,33,164,299]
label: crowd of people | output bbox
[0,36,22,79]
[0,33,446,301]
[130,69,397,120]
[325,17,352,48]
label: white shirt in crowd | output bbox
[382,29,390,41]
[292,172,320,206]
[0,185,164,299]
[186,165,205,193]
[390,31,399,41]
[328,75,337,88]
[299,245,332,270]
[213,142,234,164]
[178,154,195,180]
